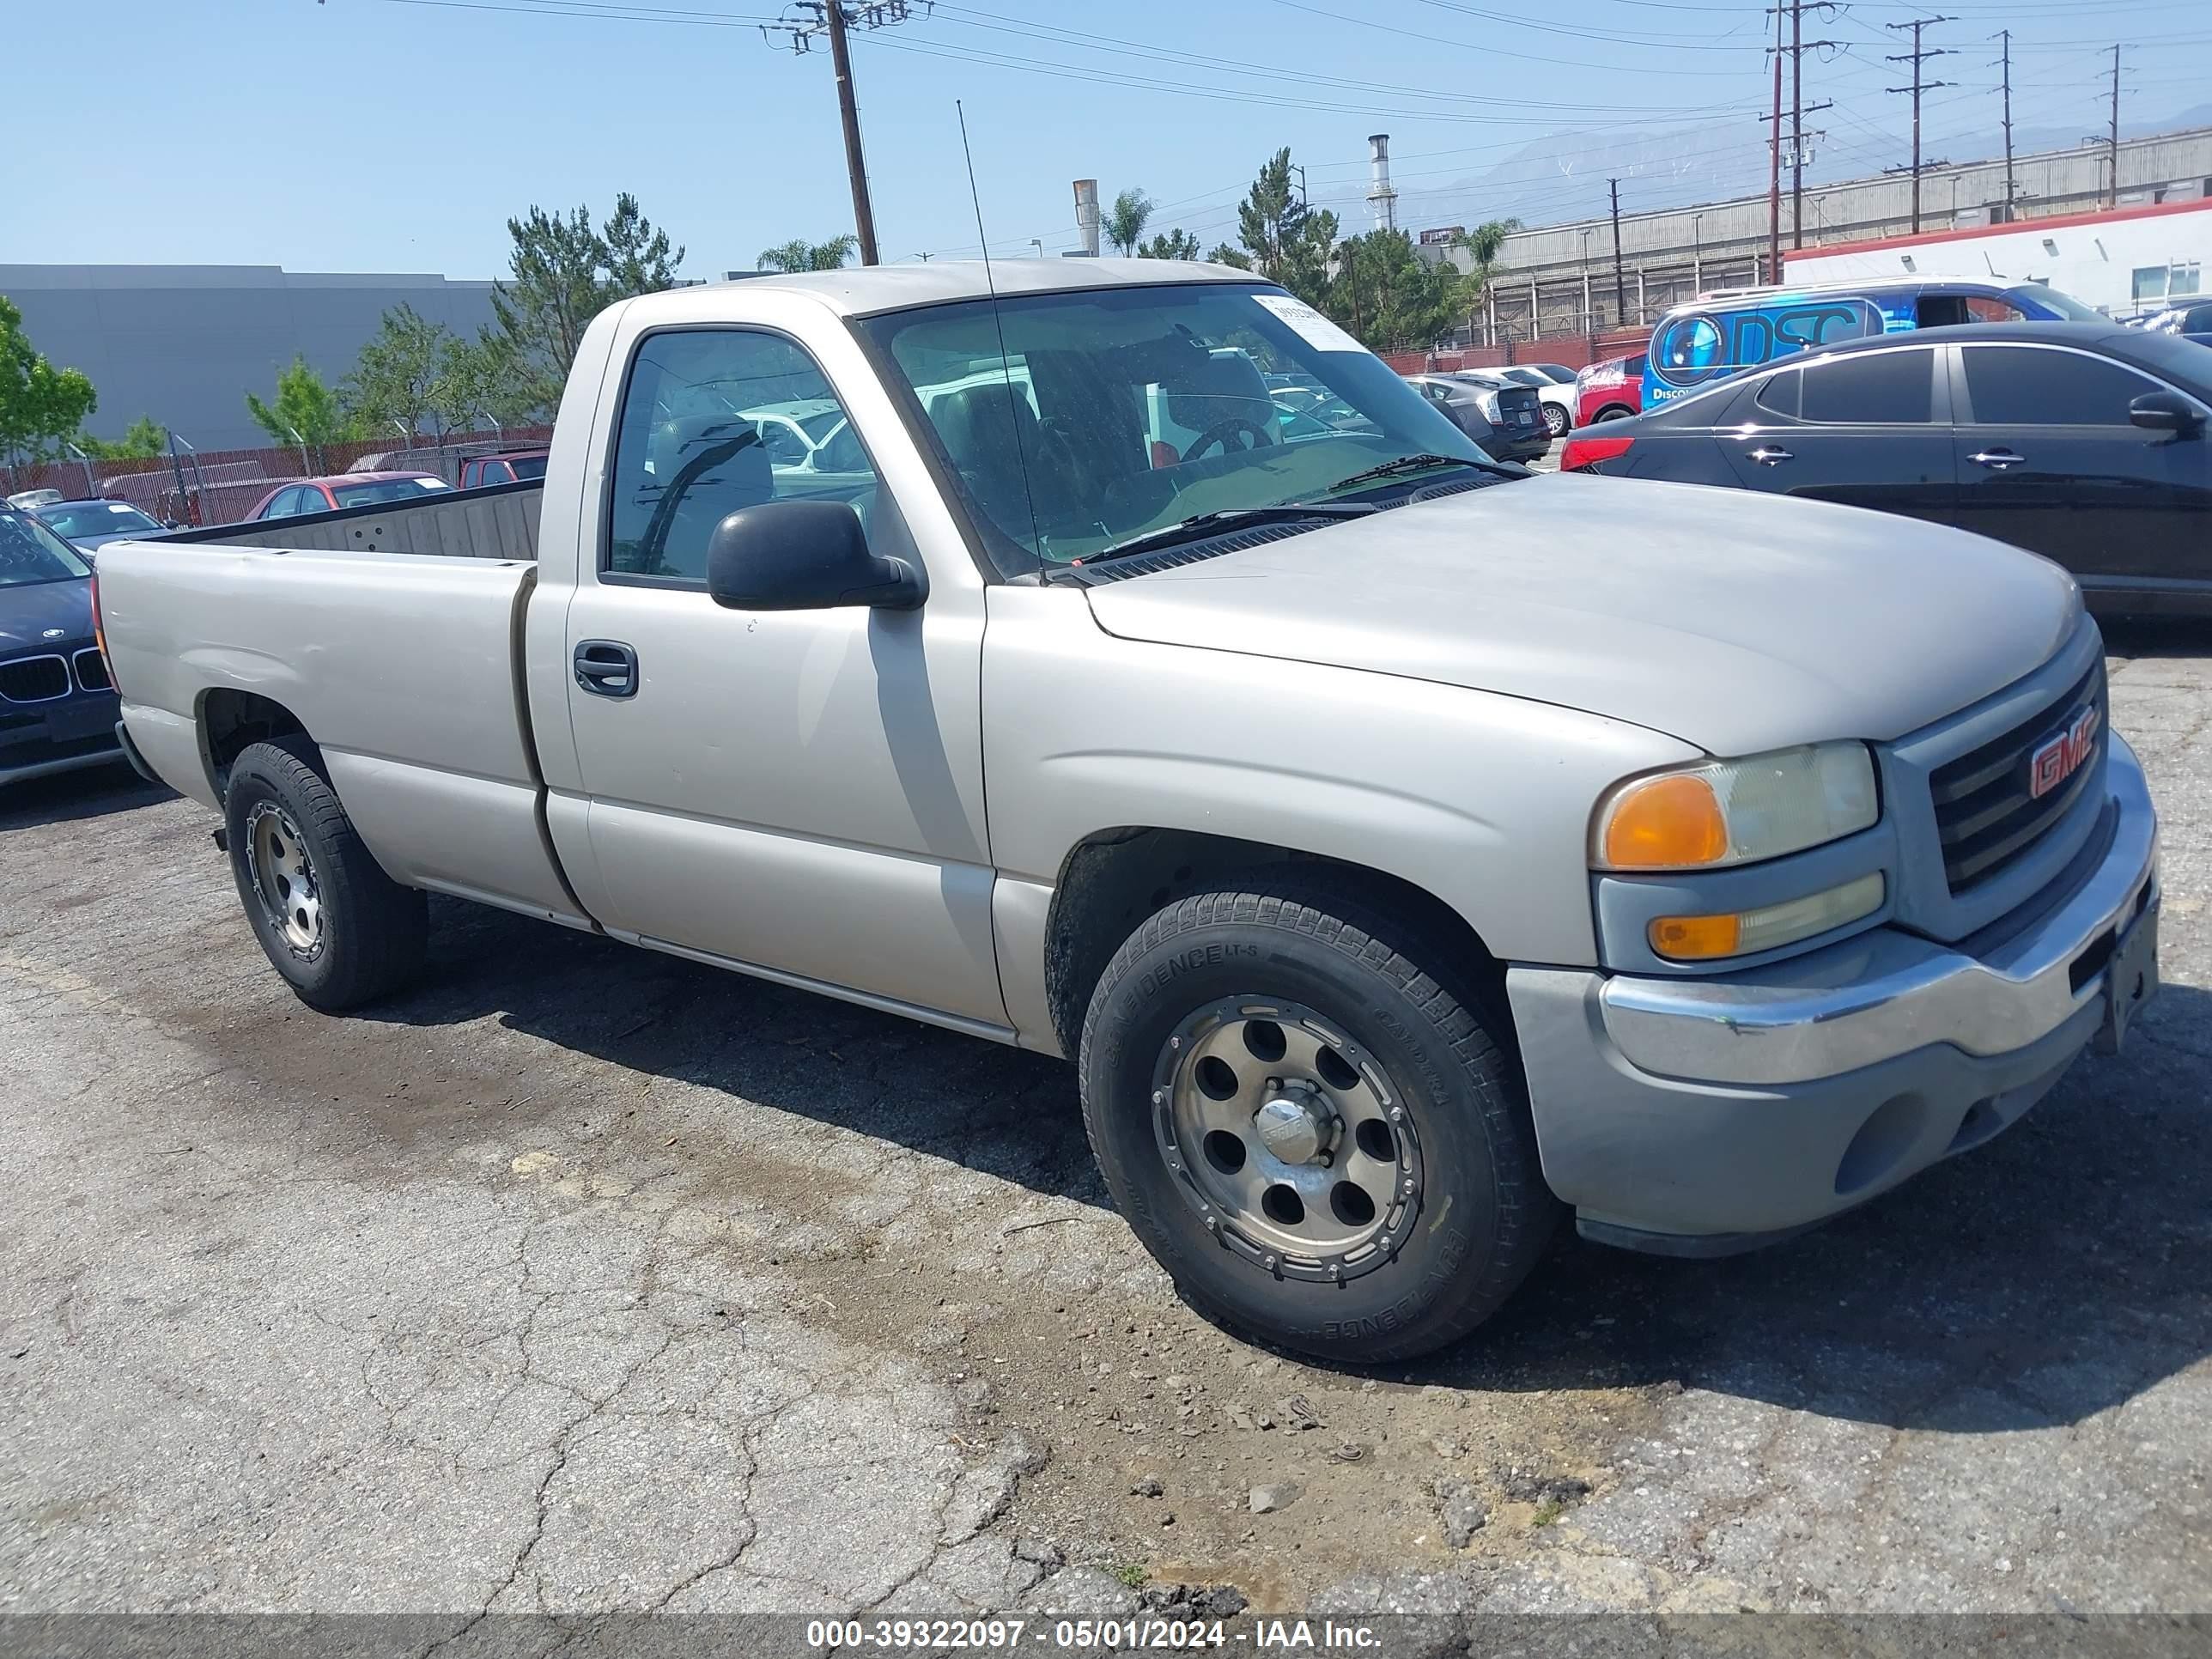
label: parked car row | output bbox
[0,508,124,785]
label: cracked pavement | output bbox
[0,622,2206,1621]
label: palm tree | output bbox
[1449,218,1522,337]
[757,234,860,273]
[1104,189,1155,257]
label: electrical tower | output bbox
[761,3,934,265]
[2107,46,2124,210]
[1887,16,1955,234]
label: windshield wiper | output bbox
[1074,502,1379,568]
[1319,453,1516,495]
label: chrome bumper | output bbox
[1598,733,2158,1087]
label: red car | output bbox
[458,449,550,489]
[246,471,453,522]
[1573,353,1646,427]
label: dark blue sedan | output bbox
[27,497,168,557]
[0,509,125,786]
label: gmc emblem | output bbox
[2029,705,2100,799]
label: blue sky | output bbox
[7,0,2209,279]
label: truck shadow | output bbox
[374,898,2209,1435]
[0,765,173,832]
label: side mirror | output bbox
[705,500,926,612]
[2129,390,2204,434]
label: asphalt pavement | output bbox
[0,623,2205,1623]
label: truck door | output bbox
[556,324,1006,1028]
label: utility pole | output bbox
[1607,178,1627,324]
[1767,43,1782,282]
[1766,3,1836,249]
[1994,29,2016,218]
[2107,45,2123,210]
[762,2,933,267]
[1887,16,1955,234]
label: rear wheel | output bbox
[224,736,426,1011]
[1542,403,1570,439]
[1594,404,1636,423]
[1079,878,1554,1363]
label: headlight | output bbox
[1593,742,1878,870]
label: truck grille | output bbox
[1929,659,2106,894]
[0,654,70,703]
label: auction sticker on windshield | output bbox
[1253,293,1364,353]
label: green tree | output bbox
[432,330,538,435]
[756,234,859,273]
[0,295,98,466]
[246,356,356,465]
[491,194,684,407]
[1104,189,1155,257]
[1449,217,1522,329]
[343,305,456,441]
[1207,242,1253,270]
[1232,149,1337,304]
[73,416,167,461]
[1137,228,1202,260]
[1325,230,1463,351]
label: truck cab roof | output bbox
[625,258,1263,322]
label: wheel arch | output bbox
[1041,826,1510,1062]
[198,688,315,803]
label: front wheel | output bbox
[1079,880,1554,1363]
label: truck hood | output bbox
[0,577,92,654]
[1081,473,2081,755]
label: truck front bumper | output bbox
[1507,733,2160,1254]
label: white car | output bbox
[1481,365,1578,438]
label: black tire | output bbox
[223,735,426,1011]
[1593,404,1636,423]
[1079,877,1554,1364]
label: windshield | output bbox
[508,454,549,480]
[331,477,449,508]
[35,501,160,539]
[0,511,93,585]
[862,283,1486,570]
[2008,283,2106,324]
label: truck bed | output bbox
[161,477,542,560]
[99,481,585,929]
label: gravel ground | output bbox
[0,623,2205,1623]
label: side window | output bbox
[1799,349,1934,424]
[1962,295,2027,324]
[1754,368,1800,419]
[752,420,811,467]
[263,487,302,519]
[605,330,877,581]
[1962,347,2158,427]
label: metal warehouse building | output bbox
[0,265,499,451]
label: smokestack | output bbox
[1366,134,1398,234]
[1072,179,1101,257]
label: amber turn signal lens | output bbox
[1601,774,1730,869]
[1647,913,1744,960]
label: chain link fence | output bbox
[3,427,553,528]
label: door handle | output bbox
[574,639,639,699]
[1747,446,1793,465]
[1969,448,2025,471]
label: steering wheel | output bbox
[1181,418,1273,463]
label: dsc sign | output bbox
[2029,705,2101,799]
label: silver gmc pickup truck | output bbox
[96,260,2160,1361]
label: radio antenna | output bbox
[956,98,1042,560]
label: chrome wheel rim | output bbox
[1152,997,1423,1283]
[246,803,324,957]
[1545,405,1568,437]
